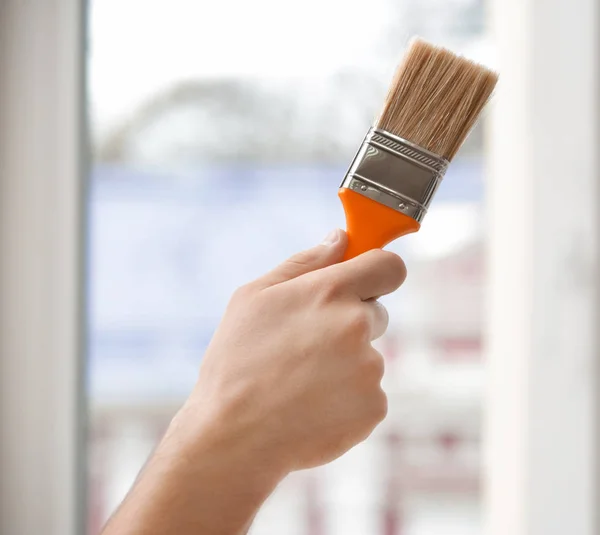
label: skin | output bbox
[101,229,407,535]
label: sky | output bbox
[88,0,388,133]
[88,0,491,262]
[88,0,493,134]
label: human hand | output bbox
[182,229,406,475]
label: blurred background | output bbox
[0,1,597,535]
[86,1,491,533]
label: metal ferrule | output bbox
[340,128,449,223]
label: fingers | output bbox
[365,299,389,341]
[255,229,348,289]
[326,249,407,300]
[252,234,405,302]
[342,301,389,343]
[360,347,387,389]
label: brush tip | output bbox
[376,38,498,160]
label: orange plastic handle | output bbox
[339,188,420,260]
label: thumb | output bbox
[257,229,347,288]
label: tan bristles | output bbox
[375,38,498,161]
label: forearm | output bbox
[100,234,398,533]
[101,404,284,535]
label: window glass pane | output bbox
[86,1,493,533]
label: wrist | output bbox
[161,396,289,496]
[104,399,286,535]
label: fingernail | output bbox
[321,229,340,246]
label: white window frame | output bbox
[0,1,86,535]
[486,0,599,533]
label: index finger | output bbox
[325,249,407,300]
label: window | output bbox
[86,1,493,533]
[1,1,597,534]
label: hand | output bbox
[102,230,407,535]
[183,229,407,474]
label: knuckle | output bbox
[381,251,407,282]
[316,274,343,303]
[362,250,407,289]
[372,390,388,423]
[363,353,385,383]
[231,284,252,301]
[378,251,406,287]
[230,283,258,305]
[347,307,371,338]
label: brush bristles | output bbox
[375,38,498,161]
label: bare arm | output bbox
[101,229,406,535]
[101,407,282,535]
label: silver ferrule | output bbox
[340,128,449,223]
